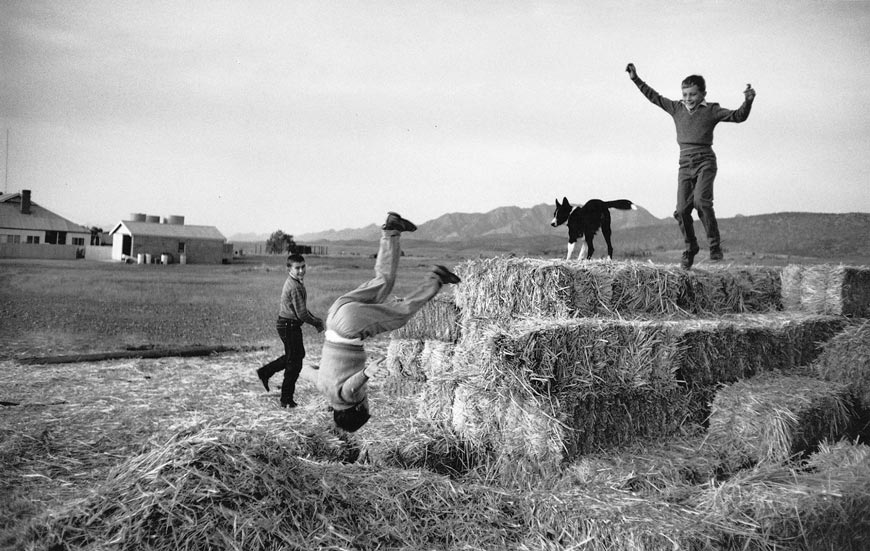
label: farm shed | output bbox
[0,189,91,259]
[110,214,233,264]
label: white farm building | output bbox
[0,189,91,259]
[110,214,233,264]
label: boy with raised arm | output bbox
[627,62,755,268]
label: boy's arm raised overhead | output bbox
[625,62,680,115]
[717,83,756,123]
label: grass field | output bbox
[0,252,446,361]
[2,253,868,550]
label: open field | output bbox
[0,252,448,361]
[2,253,869,550]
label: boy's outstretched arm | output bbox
[626,63,679,114]
[720,83,756,123]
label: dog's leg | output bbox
[578,241,589,260]
[602,221,614,260]
[566,241,575,260]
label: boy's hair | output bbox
[682,74,706,92]
[333,401,371,432]
[286,253,305,267]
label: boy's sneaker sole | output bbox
[383,212,417,232]
[434,265,461,284]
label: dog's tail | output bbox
[605,199,636,211]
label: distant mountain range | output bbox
[229,205,870,261]
[231,203,664,243]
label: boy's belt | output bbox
[278,317,302,327]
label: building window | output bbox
[45,230,67,245]
[178,242,186,254]
[11,235,20,244]
[72,237,85,246]
[26,235,40,244]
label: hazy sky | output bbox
[2,1,869,237]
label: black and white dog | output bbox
[550,197,636,260]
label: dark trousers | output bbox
[674,150,721,250]
[260,318,305,404]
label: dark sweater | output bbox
[632,77,753,153]
[278,276,322,326]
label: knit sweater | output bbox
[632,77,753,152]
[278,275,322,326]
[316,339,368,410]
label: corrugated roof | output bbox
[0,198,91,233]
[111,221,226,241]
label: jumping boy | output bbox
[316,212,460,432]
[626,62,756,269]
[256,253,324,408]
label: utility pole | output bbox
[4,129,8,193]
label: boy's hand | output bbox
[363,355,386,379]
[625,63,637,80]
[744,83,756,102]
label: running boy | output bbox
[257,253,324,408]
[316,212,460,432]
[626,62,756,268]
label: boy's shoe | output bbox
[383,212,417,232]
[433,265,461,284]
[256,368,270,392]
[680,243,701,270]
[709,247,724,261]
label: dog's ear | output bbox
[562,196,569,205]
[555,198,560,207]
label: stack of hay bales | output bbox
[384,293,460,399]
[384,258,867,480]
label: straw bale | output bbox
[781,263,870,317]
[675,313,846,387]
[564,386,698,456]
[455,256,576,324]
[477,318,680,393]
[684,265,782,314]
[691,444,870,550]
[382,337,457,398]
[812,320,870,409]
[707,372,856,464]
[385,337,425,378]
[454,257,784,323]
[463,313,844,392]
[389,293,461,342]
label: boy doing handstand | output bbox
[626,63,756,269]
[316,212,460,432]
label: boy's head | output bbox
[286,253,306,281]
[681,74,706,109]
[333,398,370,432]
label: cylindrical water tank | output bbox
[137,253,144,264]
[168,215,185,225]
[131,213,146,222]
[179,254,187,265]
[145,215,160,223]
[160,254,171,264]
[145,253,152,263]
